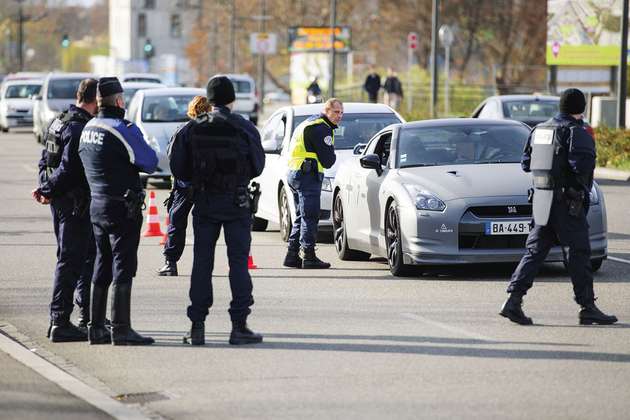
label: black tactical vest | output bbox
[190,112,250,193]
[45,110,90,176]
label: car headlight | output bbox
[321,177,333,192]
[146,135,161,153]
[589,185,599,205]
[415,192,446,211]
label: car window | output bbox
[47,78,84,99]
[477,100,498,119]
[123,77,161,83]
[502,100,558,122]
[230,80,252,94]
[291,113,401,150]
[370,132,392,166]
[5,84,41,99]
[141,95,194,122]
[397,124,530,168]
[123,88,140,105]
[261,113,283,143]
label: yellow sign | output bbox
[288,26,351,52]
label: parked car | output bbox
[253,102,404,240]
[332,119,607,276]
[0,79,42,132]
[120,73,163,84]
[121,81,165,110]
[126,87,205,186]
[32,72,95,143]
[226,74,259,125]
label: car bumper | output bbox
[5,115,33,127]
[398,196,607,266]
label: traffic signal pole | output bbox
[618,0,629,128]
[329,0,337,98]
[430,0,439,118]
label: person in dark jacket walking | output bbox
[363,66,381,103]
[383,68,403,111]
[33,78,98,342]
[79,77,158,346]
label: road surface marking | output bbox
[0,331,150,420]
[608,256,630,265]
[401,312,495,342]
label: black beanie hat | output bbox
[97,77,123,98]
[559,88,586,115]
[206,75,235,106]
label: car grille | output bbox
[459,233,527,249]
[468,205,532,218]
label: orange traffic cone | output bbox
[247,252,257,270]
[159,215,170,245]
[143,191,164,237]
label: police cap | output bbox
[97,77,123,98]
[206,75,235,106]
[559,88,586,115]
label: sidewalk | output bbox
[595,167,630,182]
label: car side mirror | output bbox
[353,143,367,155]
[262,138,281,154]
[360,153,382,176]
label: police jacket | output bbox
[169,106,265,191]
[167,120,194,189]
[522,113,595,205]
[289,114,337,173]
[37,105,92,198]
[78,106,158,198]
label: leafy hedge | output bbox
[594,127,630,170]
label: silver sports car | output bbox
[332,119,607,276]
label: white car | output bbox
[0,79,42,132]
[33,72,95,143]
[121,81,165,113]
[226,74,259,125]
[120,73,163,84]
[126,87,205,186]
[253,103,404,240]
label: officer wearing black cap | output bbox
[500,88,617,326]
[33,78,98,342]
[79,77,158,345]
[170,75,265,346]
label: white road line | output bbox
[401,312,495,342]
[21,164,37,174]
[0,332,150,420]
[608,256,630,265]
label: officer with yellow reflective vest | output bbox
[283,98,343,269]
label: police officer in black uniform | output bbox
[169,75,265,346]
[33,79,98,342]
[500,88,617,326]
[79,77,158,345]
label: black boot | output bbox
[76,303,90,333]
[50,319,88,342]
[283,249,302,268]
[229,320,263,345]
[579,301,618,325]
[111,283,154,346]
[183,321,205,345]
[88,284,111,345]
[500,294,533,325]
[301,248,331,269]
[157,259,178,276]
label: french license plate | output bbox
[485,221,531,235]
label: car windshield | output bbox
[502,100,558,122]
[47,79,84,99]
[141,95,194,122]
[124,77,161,83]
[231,80,252,94]
[5,84,41,98]
[292,113,401,150]
[123,88,141,105]
[398,124,530,168]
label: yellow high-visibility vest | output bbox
[287,117,334,174]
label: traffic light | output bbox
[61,34,70,49]
[143,39,155,59]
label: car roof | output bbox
[3,79,42,86]
[401,118,527,129]
[224,74,254,81]
[140,87,205,97]
[487,94,559,102]
[45,72,95,81]
[289,102,397,117]
[122,81,166,89]
[121,72,162,79]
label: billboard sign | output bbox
[288,26,351,53]
[547,0,622,66]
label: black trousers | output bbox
[163,187,193,263]
[507,198,595,305]
[187,193,254,323]
[49,196,95,322]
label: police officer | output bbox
[283,98,341,269]
[500,88,617,326]
[169,75,265,346]
[158,96,209,276]
[78,77,158,345]
[32,78,98,342]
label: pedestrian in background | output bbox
[169,75,265,346]
[33,78,98,342]
[383,68,403,111]
[158,95,210,276]
[283,98,341,270]
[363,65,381,103]
[500,88,617,326]
[79,77,158,346]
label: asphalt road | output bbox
[1,129,630,420]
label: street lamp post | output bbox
[439,25,453,116]
[430,0,440,118]
[618,0,629,128]
[329,0,337,98]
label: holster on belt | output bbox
[123,189,145,219]
[564,187,584,217]
[248,182,261,214]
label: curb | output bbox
[594,167,630,182]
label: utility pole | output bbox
[618,0,629,128]
[329,0,337,98]
[430,0,439,118]
[230,0,236,73]
[258,0,267,113]
[17,0,24,71]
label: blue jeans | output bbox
[287,169,322,251]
